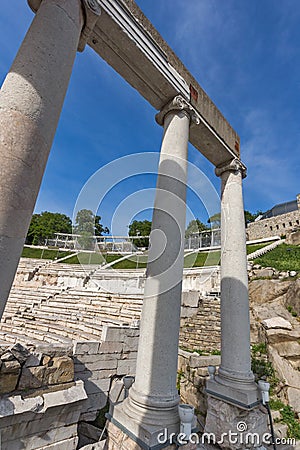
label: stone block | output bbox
[43,380,87,410]
[84,391,108,412]
[1,359,21,373]
[92,369,116,380]
[1,352,15,362]
[121,351,137,361]
[24,352,43,368]
[205,397,268,450]
[35,343,73,357]
[109,379,124,403]
[79,421,102,444]
[18,366,46,389]
[286,387,300,414]
[266,328,300,344]
[189,354,220,368]
[83,359,117,372]
[76,353,121,364]
[74,341,100,355]
[38,436,79,450]
[117,359,136,376]
[182,291,200,308]
[181,307,198,318]
[122,337,139,352]
[273,341,300,358]
[269,347,300,389]
[98,342,123,354]
[101,326,126,343]
[262,317,292,330]
[0,372,19,394]
[10,343,30,364]
[84,378,110,395]
[75,369,93,381]
[21,424,78,449]
[254,268,274,278]
[47,356,74,385]
[274,422,288,439]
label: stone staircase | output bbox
[247,238,285,261]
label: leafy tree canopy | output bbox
[128,220,152,248]
[208,210,263,228]
[207,213,221,229]
[185,219,208,238]
[74,209,109,250]
[74,209,109,236]
[244,210,263,225]
[26,211,72,246]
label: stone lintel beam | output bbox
[27,0,240,166]
[87,0,240,166]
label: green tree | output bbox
[208,210,263,228]
[207,213,221,229]
[26,212,72,245]
[128,220,152,248]
[74,209,109,250]
[244,210,263,225]
[185,219,208,238]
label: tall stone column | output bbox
[0,0,100,318]
[111,96,199,446]
[206,159,259,408]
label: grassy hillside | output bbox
[253,243,300,271]
[21,243,269,269]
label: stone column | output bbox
[111,96,199,446]
[0,0,100,318]
[206,159,258,408]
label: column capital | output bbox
[78,0,101,52]
[155,95,201,126]
[215,158,247,179]
[27,0,101,52]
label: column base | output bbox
[106,420,219,449]
[205,396,268,450]
[108,397,180,449]
[206,378,259,410]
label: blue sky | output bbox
[0,1,299,235]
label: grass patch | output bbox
[246,243,270,254]
[251,343,279,394]
[184,251,220,268]
[21,242,277,269]
[21,247,74,260]
[253,243,300,271]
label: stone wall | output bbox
[0,342,74,395]
[178,349,221,424]
[13,259,220,295]
[74,325,139,422]
[0,342,87,449]
[180,292,221,353]
[247,209,300,240]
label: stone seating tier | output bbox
[0,285,143,344]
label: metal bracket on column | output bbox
[78,0,101,52]
[155,95,201,126]
[215,158,247,179]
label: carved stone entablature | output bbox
[27,0,101,52]
[78,0,101,52]
[215,158,247,179]
[155,95,201,127]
